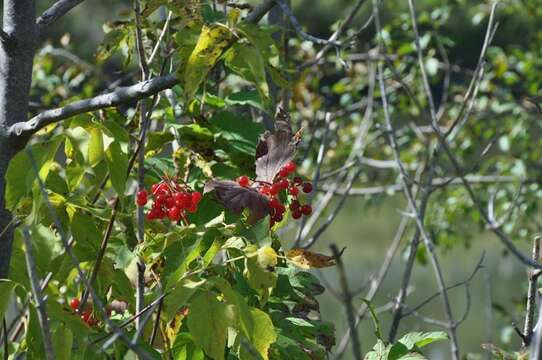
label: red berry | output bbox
[269,197,281,209]
[165,196,175,208]
[187,204,197,213]
[273,213,283,222]
[191,191,202,205]
[279,168,289,178]
[136,196,147,206]
[137,190,147,199]
[237,175,250,187]
[155,194,167,206]
[289,187,299,196]
[260,185,271,195]
[175,192,191,208]
[290,200,300,210]
[284,161,297,173]
[270,184,280,196]
[301,204,312,215]
[70,298,80,310]
[81,310,91,323]
[277,179,289,190]
[153,182,168,195]
[293,176,303,185]
[302,182,313,193]
[292,210,302,219]
[276,204,286,214]
[168,206,181,221]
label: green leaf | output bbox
[364,340,390,360]
[397,331,448,349]
[163,276,206,321]
[210,111,263,155]
[187,291,234,360]
[5,139,61,210]
[53,326,74,360]
[239,308,277,360]
[88,126,104,167]
[183,23,233,100]
[105,141,128,197]
[0,280,18,324]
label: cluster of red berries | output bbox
[237,161,313,225]
[136,180,202,223]
[69,298,98,326]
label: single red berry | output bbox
[301,204,312,215]
[136,196,147,206]
[270,184,281,196]
[292,210,302,219]
[137,190,148,199]
[155,194,167,206]
[269,197,281,209]
[277,179,289,190]
[165,196,175,208]
[289,186,299,196]
[168,206,181,221]
[70,298,80,310]
[293,176,303,185]
[284,161,297,173]
[153,182,169,195]
[237,175,250,187]
[175,192,191,208]
[81,310,91,323]
[279,168,289,178]
[290,200,300,210]
[302,182,313,193]
[191,191,202,205]
[260,185,271,195]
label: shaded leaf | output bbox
[397,331,448,349]
[0,280,18,324]
[204,180,270,223]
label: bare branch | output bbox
[245,0,276,23]
[22,227,55,360]
[331,244,362,360]
[9,74,178,138]
[523,236,542,348]
[36,0,85,31]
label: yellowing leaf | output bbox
[239,308,277,360]
[286,248,339,269]
[257,246,278,268]
[183,24,233,100]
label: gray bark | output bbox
[0,0,37,278]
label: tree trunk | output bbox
[0,0,37,278]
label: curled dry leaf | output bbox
[204,180,269,223]
[255,106,300,183]
[286,248,343,269]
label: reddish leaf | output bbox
[255,107,299,183]
[204,180,270,223]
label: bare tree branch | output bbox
[22,227,55,360]
[523,236,542,348]
[331,244,362,360]
[9,73,178,138]
[36,0,85,30]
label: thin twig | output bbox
[22,227,55,360]
[523,236,541,348]
[331,244,362,360]
[2,318,8,360]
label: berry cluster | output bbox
[237,161,313,226]
[69,298,98,326]
[136,180,202,223]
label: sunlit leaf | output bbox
[285,248,338,269]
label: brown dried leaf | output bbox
[285,248,341,269]
[255,107,299,183]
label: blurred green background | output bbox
[31,0,541,358]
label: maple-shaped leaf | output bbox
[204,180,270,223]
[286,248,343,269]
[255,107,300,183]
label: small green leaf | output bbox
[53,326,74,360]
[397,331,448,349]
[88,126,104,167]
[0,280,18,324]
[187,292,234,360]
[105,141,128,197]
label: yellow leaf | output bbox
[257,246,278,268]
[285,248,339,269]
